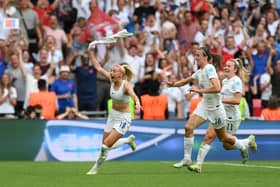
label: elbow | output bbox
[214,86,221,93]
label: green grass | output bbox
[0,161,280,187]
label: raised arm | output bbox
[266,47,274,75]
[88,45,111,80]
[17,47,28,78]
[51,0,60,9]
[46,48,56,79]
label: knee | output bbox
[184,125,194,136]
[204,134,215,143]
[217,134,226,143]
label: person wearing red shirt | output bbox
[33,0,60,26]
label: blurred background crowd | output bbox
[0,0,279,120]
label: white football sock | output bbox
[184,137,194,161]
[232,138,249,149]
[110,138,129,150]
[233,138,247,151]
[92,144,109,170]
[196,144,211,165]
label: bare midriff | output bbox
[112,101,130,113]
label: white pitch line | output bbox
[160,161,280,170]
[206,162,280,170]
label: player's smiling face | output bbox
[224,60,235,77]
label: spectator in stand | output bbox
[115,0,132,29]
[51,65,78,113]
[42,35,64,74]
[133,0,156,28]
[57,106,89,120]
[267,55,280,99]
[68,51,97,111]
[24,104,43,119]
[0,73,17,118]
[37,48,56,80]
[11,0,43,55]
[0,0,11,40]
[69,17,87,54]
[17,47,55,108]
[265,10,279,37]
[250,40,270,98]
[187,42,200,73]
[22,49,34,74]
[43,15,69,51]
[134,52,160,97]
[5,52,26,117]
[29,79,57,119]
[176,10,200,54]
[24,105,37,119]
[162,74,183,119]
[248,23,268,48]
[57,0,77,34]
[32,0,60,26]
[259,46,274,108]
[261,96,280,120]
[123,40,144,87]
[194,19,210,47]
[0,40,8,78]
[141,80,168,120]
[73,0,91,20]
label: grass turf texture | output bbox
[0,161,280,187]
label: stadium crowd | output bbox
[0,0,279,120]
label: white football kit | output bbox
[105,80,131,135]
[192,64,226,129]
[221,75,243,134]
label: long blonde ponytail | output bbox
[120,63,134,81]
[230,58,249,82]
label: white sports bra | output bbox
[110,80,130,103]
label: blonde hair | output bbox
[119,63,134,81]
[230,58,249,82]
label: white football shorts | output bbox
[226,119,241,135]
[193,102,227,129]
[105,108,131,135]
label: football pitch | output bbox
[0,161,280,187]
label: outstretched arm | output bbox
[190,78,221,94]
[167,77,193,87]
[88,45,111,81]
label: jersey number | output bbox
[227,123,233,131]
[120,121,127,129]
[215,118,222,125]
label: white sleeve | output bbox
[11,87,17,98]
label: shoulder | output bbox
[234,76,242,85]
[206,64,216,70]
[205,64,217,74]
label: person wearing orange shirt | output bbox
[261,96,280,120]
[29,79,57,119]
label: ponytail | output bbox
[230,58,249,82]
[120,63,134,81]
